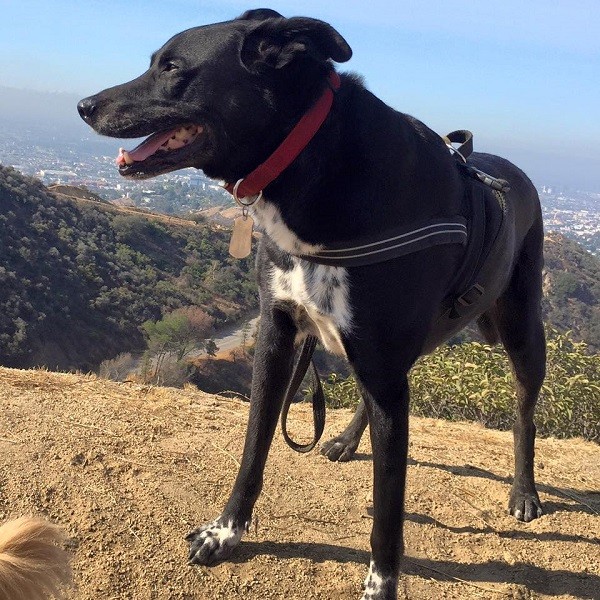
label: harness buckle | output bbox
[456,283,485,307]
[450,283,485,319]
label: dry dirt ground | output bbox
[1,366,598,600]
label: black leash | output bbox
[280,335,326,453]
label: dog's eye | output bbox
[163,62,179,73]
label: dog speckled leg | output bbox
[361,561,398,600]
[187,305,298,568]
[186,517,249,566]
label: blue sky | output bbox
[1,0,599,189]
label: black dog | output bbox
[78,9,545,599]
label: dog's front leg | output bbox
[187,306,297,565]
[359,374,410,600]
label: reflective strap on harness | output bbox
[280,335,325,453]
[295,217,467,267]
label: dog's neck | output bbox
[249,75,464,248]
[204,73,464,250]
[223,71,341,202]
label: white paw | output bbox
[186,516,248,566]
[361,560,397,600]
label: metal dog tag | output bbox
[229,215,254,258]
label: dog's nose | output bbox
[77,96,97,121]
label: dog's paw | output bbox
[361,561,398,600]
[186,516,248,566]
[321,435,359,462]
[509,489,543,522]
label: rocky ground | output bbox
[1,367,598,599]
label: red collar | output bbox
[224,70,341,202]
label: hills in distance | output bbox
[0,165,257,370]
[0,164,598,372]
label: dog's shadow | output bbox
[230,540,368,565]
[346,452,372,462]
[228,457,599,597]
[411,458,600,517]
[404,511,600,545]
[231,539,600,598]
[338,456,599,516]
[402,556,600,598]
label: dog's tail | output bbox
[0,517,71,600]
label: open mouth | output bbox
[116,124,204,176]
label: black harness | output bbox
[280,131,510,452]
[296,218,467,267]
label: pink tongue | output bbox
[123,129,178,162]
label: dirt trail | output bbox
[49,188,200,229]
[0,367,598,599]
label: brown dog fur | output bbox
[0,517,71,600]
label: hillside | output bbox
[0,366,598,599]
[0,165,257,370]
[1,165,598,373]
[543,232,600,351]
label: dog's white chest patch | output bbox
[251,197,352,356]
[271,259,352,357]
[250,199,323,256]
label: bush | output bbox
[319,372,363,409]
[147,355,190,388]
[99,353,138,381]
[321,329,600,442]
[143,306,214,362]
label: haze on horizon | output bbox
[0,0,599,190]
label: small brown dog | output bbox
[0,517,71,600]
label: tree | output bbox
[240,320,252,351]
[143,306,214,380]
[205,338,219,357]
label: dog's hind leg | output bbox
[187,305,297,565]
[321,399,368,462]
[495,218,546,522]
[476,312,500,345]
[321,306,503,465]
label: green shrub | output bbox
[320,330,600,442]
[320,372,363,409]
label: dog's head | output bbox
[78,9,351,181]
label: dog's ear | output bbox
[241,16,352,71]
[237,8,285,21]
